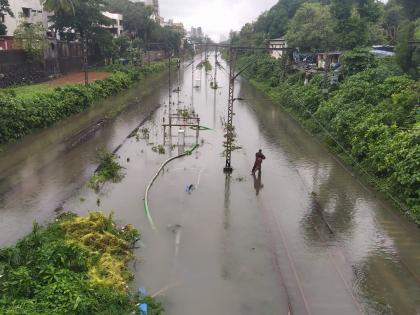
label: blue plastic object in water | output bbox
[139,287,148,314]
[186,184,194,193]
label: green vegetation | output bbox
[222,123,241,156]
[88,148,125,192]
[239,52,420,222]
[0,0,13,35]
[197,60,212,72]
[396,19,420,78]
[141,127,150,139]
[231,0,419,77]
[286,2,337,51]
[0,212,164,314]
[0,62,166,146]
[229,0,420,221]
[2,84,55,100]
[151,145,165,155]
[105,0,183,54]
[13,22,48,62]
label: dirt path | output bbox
[46,71,110,86]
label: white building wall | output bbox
[102,12,124,38]
[269,39,288,59]
[3,0,48,36]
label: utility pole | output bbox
[193,43,290,173]
[176,58,181,109]
[168,53,172,116]
[191,53,195,110]
[223,46,236,174]
[213,46,218,88]
[82,34,89,86]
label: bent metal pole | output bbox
[143,144,199,230]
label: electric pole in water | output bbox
[213,46,218,88]
[194,43,289,173]
[83,34,89,86]
[168,54,172,116]
[191,50,195,108]
[223,46,236,174]
[176,58,181,109]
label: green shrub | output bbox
[0,212,162,315]
[88,148,125,192]
[0,62,166,146]
[240,50,420,223]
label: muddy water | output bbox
[1,55,420,314]
[0,71,167,245]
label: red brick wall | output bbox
[0,37,14,50]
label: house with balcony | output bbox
[102,12,124,38]
[269,37,288,59]
[316,51,342,70]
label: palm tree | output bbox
[40,0,77,15]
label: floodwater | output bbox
[1,54,420,315]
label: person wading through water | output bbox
[251,149,266,174]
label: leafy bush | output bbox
[239,51,420,222]
[88,148,125,192]
[0,62,166,146]
[0,212,163,314]
[341,48,376,75]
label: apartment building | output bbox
[2,0,49,36]
[102,12,124,38]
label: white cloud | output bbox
[160,0,278,41]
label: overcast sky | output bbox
[160,0,278,42]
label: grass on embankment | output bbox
[0,212,164,314]
[0,62,166,146]
[3,84,56,100]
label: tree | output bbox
[48,0,110,37]
[397,0,420,20]
[45,0,111,84]
[106,0,154,42]
[383,1,405,44]
[41,0,78,14]
[331,0,360,49]
[286,3,337,52]
[106,0,182,52]
[341,48,376,75]
[254,2,289,39]
[396,19,420,78]
[330,0,384,49]
[92,28,117,63]
[13,22,48,62]
[0,0,14,35]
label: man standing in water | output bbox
[251,149,266,174]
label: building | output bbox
[2,0,49,37]
[197,27,203,38]
[269,37,287,59]
[133,0,159,15]
[316,52,342,70]
[102,12,124,38]
[0,36,14,50]
[189,26,204,39]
